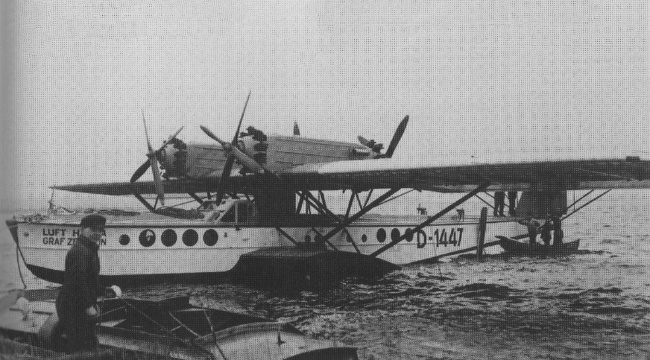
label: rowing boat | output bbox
[496,236,580,255]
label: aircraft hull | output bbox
[7,214,520,285]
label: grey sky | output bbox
[2,0,648,210]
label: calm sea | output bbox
[1,189,650,359]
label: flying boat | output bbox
[7,93,650,287]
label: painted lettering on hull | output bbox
[416,227,465,248]
[41,228,106,246]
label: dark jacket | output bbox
[56,236,101,314]
[540,223,552,243]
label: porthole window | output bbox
[119,234,130,246]
[377,228,386,243]
[139,230,155,247]
[182,229,198,247]
[361,234,367,243]
[391,228,400,242]
[161,229,177,247]
[405,228,414,242]
[204,229,218,246]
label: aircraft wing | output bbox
[52,155,650,196]
[283,155,650,192]
[52,178,219,196]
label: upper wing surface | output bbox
[284,155,650,192]
[53,155,650,195]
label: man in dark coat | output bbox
[507,191,518,216]
[55,214,106,353]
[494,191,506,216]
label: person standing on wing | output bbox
[55,214,106,354]
[494,191,506,216]
[507,191,518,216]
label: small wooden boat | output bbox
[0,289,358,359]
[496,236,580,255]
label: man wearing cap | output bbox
[55,214,106,353]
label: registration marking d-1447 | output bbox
[416,227,465,248]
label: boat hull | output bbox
[497,236,580,255]
[0,290,359,359]
[7,214,520,285]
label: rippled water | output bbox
[2,190,650,359]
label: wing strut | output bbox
[298,189,385,253]
[509,189,609,241]
[318,188,402,245]
[370,181,491,258]
[561,189,611,221]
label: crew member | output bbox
[55,214,106,354]
[245,126,267,142]
[540,219,552,246]
[519,218,540,246]
[507,191,518,216]
[551,215,563,246]
[494,191,506,217]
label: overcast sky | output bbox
[1,0,648,211]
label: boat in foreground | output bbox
[0,289,358,359]
[496,235,580,255]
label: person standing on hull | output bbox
[55,214,106,354]
[507,191,518,216]
[494,191,506,217]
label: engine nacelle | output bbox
[238,126,268,173]
[159,138,188,179]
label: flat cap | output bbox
[80,214,107,229]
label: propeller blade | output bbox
[384,115,409,158]
[230,146,264,174]
[232,90,251,144]
[150,155,165,205]
[215,155,235,204]
[358,136,370,147]
[139,110,174,206]
[158,126,184,151]
[141,110,154,153]
[200,126,229,148]
[131,160,151,183]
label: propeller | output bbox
[130,111,184,207]
[357,135,370,148]
[384,115,409,158]
[200,91,259,204]
[200,125,264,174]
[358,115,409,158]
